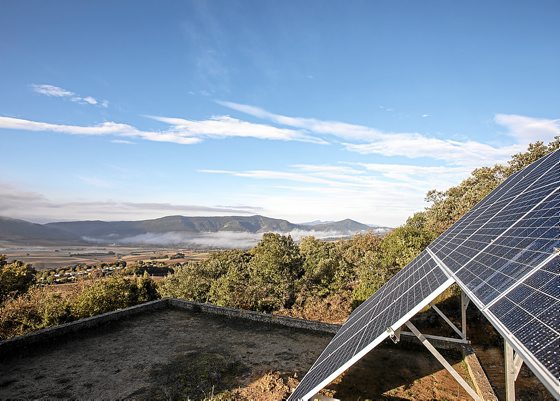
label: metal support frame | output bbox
[398,293,472,345]
[405,321,483,401]
[505,340,524,401]
[461,291,470,339]
[430,303,465,338]
[387,327,401,344]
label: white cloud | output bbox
[0,114,328,146]
[198,162,471,226]
[31,84,74,97]
[147,115,327,144]
[344,135,523,167]
[111,139,135,145]
[0,116,201,145]
[81,96,98,105]
[102,228,366,248]
[217,101,550,167]
[494,114,560,144]
[31,84,108,108]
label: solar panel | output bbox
[288,149,559,400]
[288,251,453,400]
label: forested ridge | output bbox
[1,138,558,340]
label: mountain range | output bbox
[0,215,391,247]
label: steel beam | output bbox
[430,303,465,338]
[461,291,470,339]
[405,321,482,401]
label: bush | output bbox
[158,262,214,302]
[72,275,159,319]
[0,258,36,301]
[0,288,72,340]
[136,271,160,302]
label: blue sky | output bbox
[1,0,559,226]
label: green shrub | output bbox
[158,262,214,302]
[72,276,141,318]
[136,271,160,302]
[0,258,36,301]
[0,288,72,340]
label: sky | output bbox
[0,0,559,227]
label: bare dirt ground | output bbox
[0,308,329,400]
[0,308,480,401]
[2,303,552,401]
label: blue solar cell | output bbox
[489,255,559,380]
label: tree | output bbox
[208,250,252,309]
[136,271,160,302]
[246,233,303,312]
[157,262,212,302]
[506,137,559,175]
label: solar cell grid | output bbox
[430,150,559,261]
[488,255,559,380]
[442,186,558,304]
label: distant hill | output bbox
[300,220,335,226]
[46,215,300,239]
[307,219,371,232]
[0,215,391,246]
[0,216,82,244]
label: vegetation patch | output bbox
[147,351,248,400]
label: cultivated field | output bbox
[0,244,210,270]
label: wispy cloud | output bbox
[147,115,327,144]
[98,228,366,248]
[31,84,74,97]
[200,162,466,194]
[0,116,201,145]
[0,114,326,146]
[217,101,543,167]
[494,114,560,144]
[111,139,135,145]
[31,84,109,107]
[76,175,114,188]
[0,182,262,223]
[198,162,472,226]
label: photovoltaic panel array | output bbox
[288,250,454,400]
[428,149,559,393]
[289,149,559,401]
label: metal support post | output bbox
[505,340,524,401]
[405,321,482,401]
[461,291,470,339]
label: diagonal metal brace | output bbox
[430,303,465,339]
[405,321,482,401]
